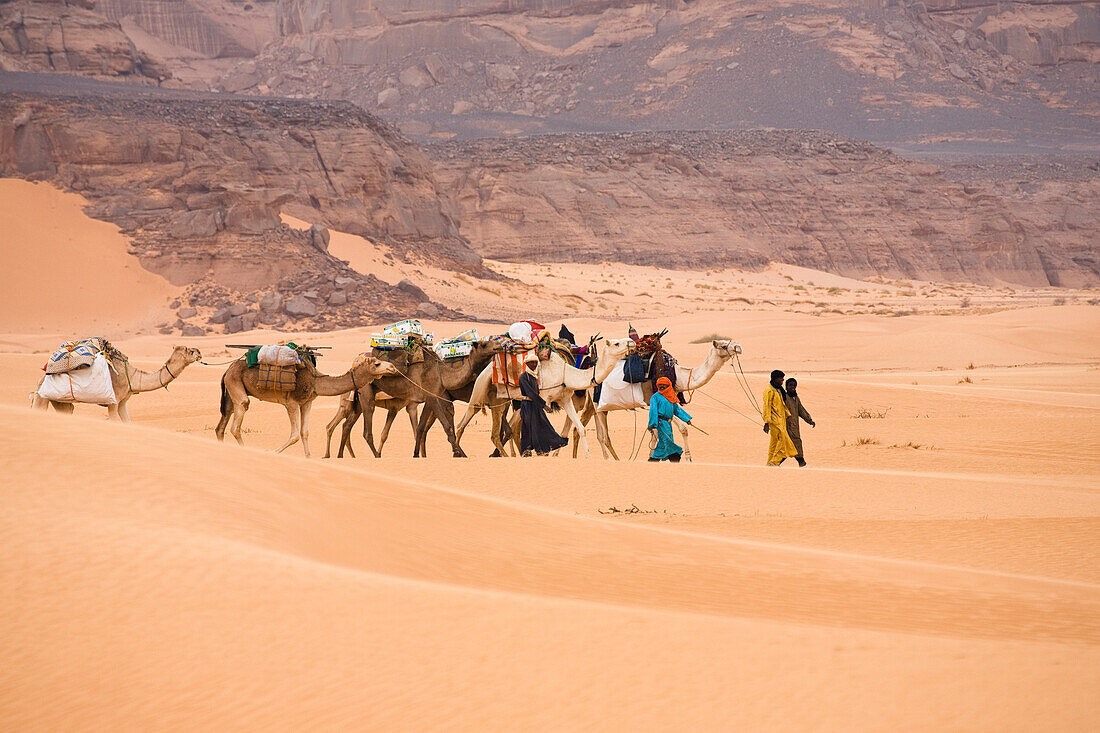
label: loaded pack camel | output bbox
[589,339,743,461]
[31,345,202,422]
[215,354,398,457]
[454,337,633,458]
[325,340,502,458]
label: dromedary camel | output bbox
[322,392,416,459]
[215,354,398,457]
[590,339,743,461]
[31,345,202,422]
[328,340,502,458]
[455,337,633,458]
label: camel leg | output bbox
[562,397,590,458]
[453,400,480,445]
[414,405,434,458]
[488,403,510,457]
[424,397,464,458]
[299,400,313,458]
[107,403,121,421]
[508,410,523,455]
[594,411,620,461]
[117,396,132,424]
[47,400,73,414]
[674,416,692,463]
[357,392,383,458]
[323,398,353,459]
[376,408,401,456]
[274,402,301,454]
[338,406,361,458]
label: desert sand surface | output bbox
[0,179,177,333]
[3,300,1099,730]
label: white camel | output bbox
[454,337,633,458]
[589,339,742,461]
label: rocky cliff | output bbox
[0,0,171,80]
[0,71,482,331]
[215,0,1098,149]
[431,131,1100,287]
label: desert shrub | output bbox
[842,437,880,446]
[828,287,843,295]
[852,407,890,419]
[958,376,973,384]
[690,333,725,344]
[959,297,971,308]
[598,289,624,296]
[1053,297,1066,306]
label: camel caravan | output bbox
[30,320,742,461]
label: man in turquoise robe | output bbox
[647,377,692,462]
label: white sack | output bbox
[507,321,534,344]
[596,359,647,412]
[37,353,117,404]
[257,345,300,366]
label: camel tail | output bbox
[219,375,231,417]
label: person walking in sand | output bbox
[647,376,692,462]
[784,377,815,467]
[517,352,569,456]
[763,369,798,466]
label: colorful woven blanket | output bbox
[488,334,530,354]
[254,364,297,392]
[45,337,126,375]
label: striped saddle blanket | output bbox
[255,364,297,392]
[45,337,125,375]
[492,352,524,387]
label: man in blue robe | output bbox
[647,376,692,462]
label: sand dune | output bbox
[3,406,1099,731]
[0,180,177,333]
[2,304,1099,730]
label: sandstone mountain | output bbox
[215,0,1099,150]
[0,0,172,81]
[0,71,482,331]
[431,131,1099,287]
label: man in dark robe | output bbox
[784,377,815,467]
[518,354,568,456]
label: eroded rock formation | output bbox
[0,72,480,329]
[431,131,1100,287]
[0,0,171,80]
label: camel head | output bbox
[353,355,400,381]
[712,339,743,360]
[171,345,203,365]
[470,339,505,359]
[599,337,633,362]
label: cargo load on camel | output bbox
[235,342,321,392]
[37,337,127,403]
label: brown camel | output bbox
[322,392,417,459]
[215,354,398,457]
[329,340,502,458]
[31,345,202,422]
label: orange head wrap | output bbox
[656,376,679,404]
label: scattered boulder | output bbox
[424,53,448,84]
[309,224,330,252]
[181,325,205,337]
[377,88,401,108]
[260,291,283,312]
[169,210,218,239]
[225,315,244,334]
[486,64,519,91]
[229,303,248,317]
[416,302,440,318]
[397,278,429,302]
[328,291,348,306]
[240,311,259,331]
[224,204,279,233]
[399,65,434,89]
[177,306,197,319]
[284,295,318,318]
[209,307,232,324]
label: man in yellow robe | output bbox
[763,369,798,466]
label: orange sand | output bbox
[0,180,177,333]
[2,303,1099,730]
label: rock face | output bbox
[207,0,1098,150]
[431,131,1100,288]
[0,0,171,81]
[0,72,478,327]
[97,0,274,59]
